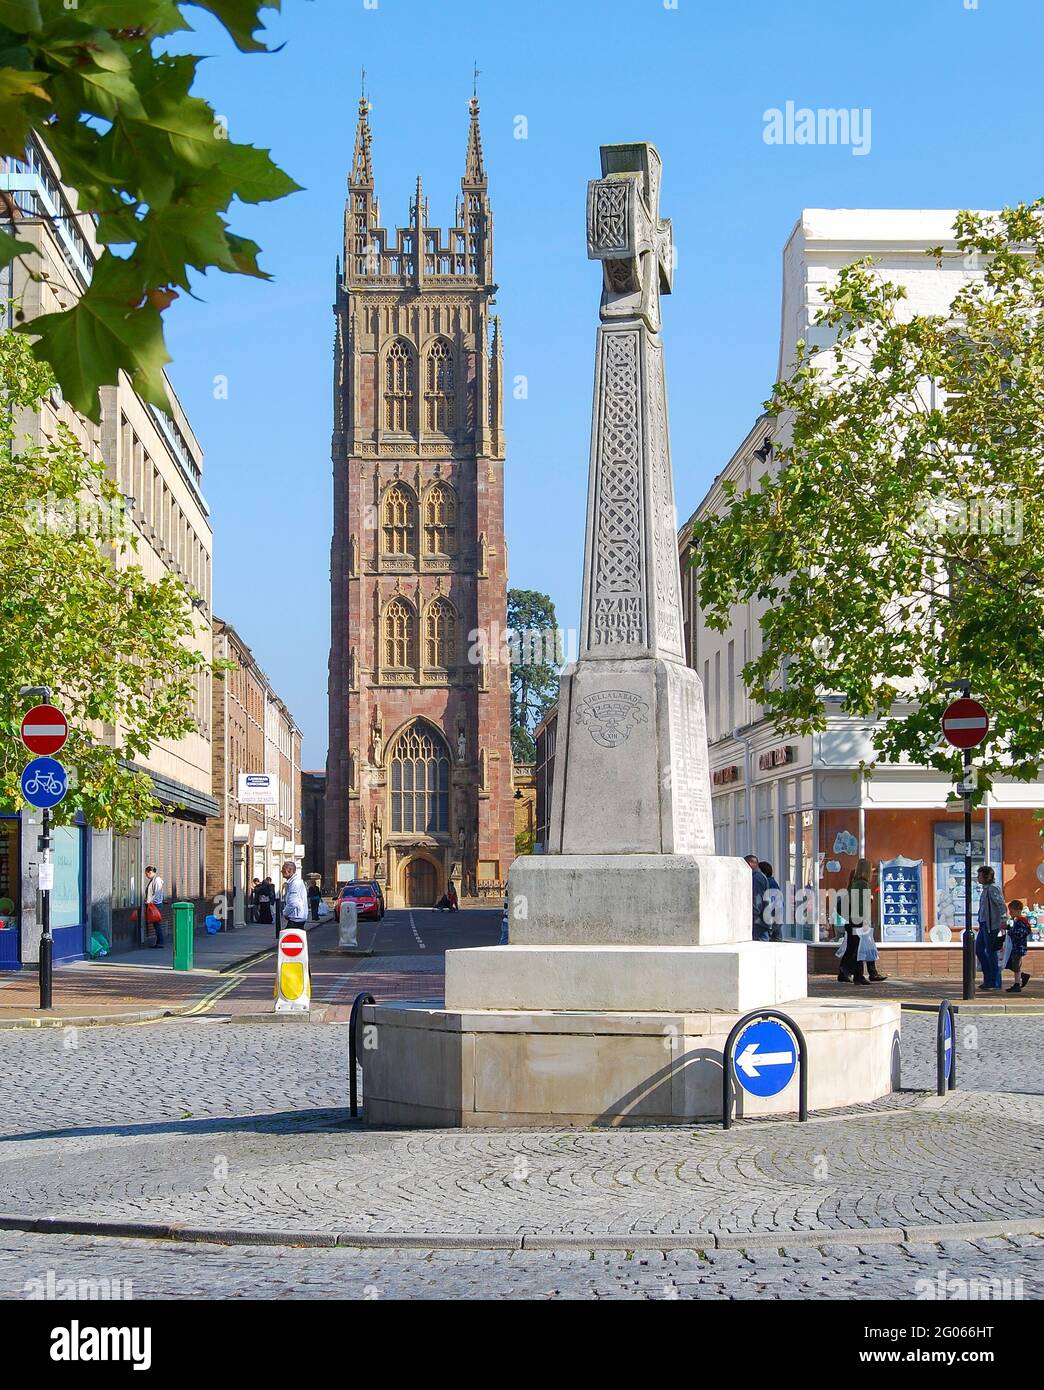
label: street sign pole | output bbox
[39,806,52,1010]
[962,743,975,1002]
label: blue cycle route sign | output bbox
[20,756,69,810]
[732,1017,799,1098]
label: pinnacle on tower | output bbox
[463,95,486,186]
[350,95,373,188]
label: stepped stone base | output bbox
[445,942,807,1013]
[361,998,902,1128]
[507,853,751,947]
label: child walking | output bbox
[1005,899,1032,994]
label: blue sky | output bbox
[164,0,1044,767]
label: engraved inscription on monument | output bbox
[666,662,715,855]
[590,329,645,650]
[575,690,649,748]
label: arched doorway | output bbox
[404,857,437,907]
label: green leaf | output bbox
[186,0,280,53]
[76,0,188,36]
[0,1,41,33]
[0,64,50,156]
[0,226,34,269]
[21,252,171,420]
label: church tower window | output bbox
[385,339,414,432]
[391,723,450,834]
[383,597,416,669]
[424,597,457,669]
[382,483,417,555]
[423,481,457,556]
[425,339,455,432]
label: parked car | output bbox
[336,880,385,923]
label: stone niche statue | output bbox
[456,723,467,763]
[371,705,384,765]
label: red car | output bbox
[336,880,385,923]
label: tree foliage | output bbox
[0,325,211,830]
[691,204,1044,800]
[506,588,559,764]
[0,1,297,421]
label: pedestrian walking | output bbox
[307,878,322,922]
[255,877,274,926]
[745,855,770,941]
[280,860,309,931]
[838,859,886,983]
[249,877,261,923]
[975,865,1006,990]
[1004,899,1032,994]
[143,865,165,949]
[759,861,784,941]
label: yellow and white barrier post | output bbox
[274,926,311,1013]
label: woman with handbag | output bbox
[838,859,887,984]
[143,865,165,949]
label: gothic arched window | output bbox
[423,481,457,556]
[382,482,417,555]
[383,597,416,669]
[391,723,450,834]
[424,597,457,669]
[424,339,455,432]
[385,339,414,432]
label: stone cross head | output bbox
[586,142,673,332]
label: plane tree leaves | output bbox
[0,1,296,420]
[690,203,1044,802]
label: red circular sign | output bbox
[941,698,989,749]
[20,704,69,756]
[281,932,304,958]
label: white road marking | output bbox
[408,912,426,950]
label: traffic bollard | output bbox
[172,901,194,971]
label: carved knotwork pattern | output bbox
[648,345,683,656]
[591,331,644,647]
[592,180,629,252]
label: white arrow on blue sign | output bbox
[20,756,69,810]
[732,1018,799,1097]
[943,1009,953,1082]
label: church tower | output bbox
[326,94,515,906]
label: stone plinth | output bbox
[508,852,751,947]
[361,999,902,1128]
[445,942,806,1013]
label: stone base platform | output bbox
[361,998,902,1128]
[445,941,807,1014]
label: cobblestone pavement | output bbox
[0,1015,1040,1246]
[1,1231,1040,1300]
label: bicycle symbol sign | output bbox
[20,756,69,809]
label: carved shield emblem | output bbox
[574,689,649,748]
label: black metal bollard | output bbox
[349,991,376,1118]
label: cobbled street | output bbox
[0,1011,1040,1298]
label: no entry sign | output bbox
[20,704,68,756]
[275,928,310,1014]
[280,931,305,958]
[941,698,989,750]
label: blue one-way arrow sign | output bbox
[733,1018,798,1097]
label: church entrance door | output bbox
[404,857,437,907]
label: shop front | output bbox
[0,812,89,969]
[708,728,1044,977]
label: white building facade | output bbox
[679,210,1044,976]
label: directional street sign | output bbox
[20,756,69,810]
[943,1007,953,1082]
[20,704,68,756]
[733,1017,798,1098]
[941,698,989,750]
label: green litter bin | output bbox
[172,901,194,971]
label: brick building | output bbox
[301,771,326,881]
[325,94,515,906]
[208,619,302,925]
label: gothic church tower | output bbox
[326,95,515,906]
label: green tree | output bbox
[0,325,212,829]
[0,1,297,421]
[691,203,1044,801]
[507,588,559,764]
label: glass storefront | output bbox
[0,817,18,968]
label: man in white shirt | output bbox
[280,861,308,931]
